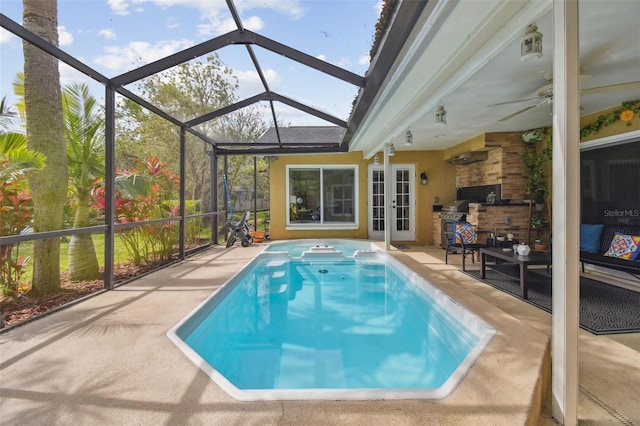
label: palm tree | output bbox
[22,0,67,296]
[63,83,104,281]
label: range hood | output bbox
[446,151,488,165]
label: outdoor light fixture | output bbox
[420,171,428,185]
[435,105,447,126]
[373,154,380,164]
[520,24,543,62]
[404,130,413,146]
[387,142,395,156]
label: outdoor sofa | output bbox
[580,223,640,277]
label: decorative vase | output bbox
[517,243,531,256]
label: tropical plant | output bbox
[63,83,105,281]
[0,95,17,130]
[91,156,180,266]
[0,128,45,295]
[22,0,68,296]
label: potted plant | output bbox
[530,215,548,229]
[533,238,547,252]
[520,127,552,209]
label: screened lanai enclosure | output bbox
[0,0,400,327]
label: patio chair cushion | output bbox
[604,232,640,260]
[454,222,478,245]
[580,223,604,253]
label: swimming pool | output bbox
[168,240,495,400]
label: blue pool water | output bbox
[168,240,495,400]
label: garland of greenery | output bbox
[579,99,640,138]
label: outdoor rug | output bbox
[465,267,640,335]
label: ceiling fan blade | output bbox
[581,81,640,96]
[498,103,540,122]
[489,97,541,107]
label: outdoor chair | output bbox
[443,221,490,271]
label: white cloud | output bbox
[58,26,74,46]
[316,54,327,61]
[94,38,195,73]
[243,15,265,32]
[108,0,130,15]
[0,28,16,44]
[198,14,264,37]
[127,0,302,36]
[59,62,94,87]
[358,54,370,66]
[233,68,281,99]
[99,29,117,40]
[375,1,384,14]
[238,0,305,20]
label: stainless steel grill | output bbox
[440,212,467,221]
[440,200,470,221]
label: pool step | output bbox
[276,346,346,388]
[259,260,290,295]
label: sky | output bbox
[0,0,381,131]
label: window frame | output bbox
[286,164,359,230]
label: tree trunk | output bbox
[68,189,100,281]
[23,0,67,296]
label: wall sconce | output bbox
[435,105,447,126]
[520,23,542,62]
[386,143,395,156]
[404,130,413,146]
[373,154,379,165]
[420,171,428,185]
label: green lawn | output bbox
[7,233,131,284]
[3,213,268,286]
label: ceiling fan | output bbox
[492,76,640,122]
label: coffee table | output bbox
[480,247,551,300]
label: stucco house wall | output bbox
[268,149,455,244]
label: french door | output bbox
[367,164,415,241]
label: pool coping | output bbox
[167,247,497,401]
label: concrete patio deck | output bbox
[1,242,638,425]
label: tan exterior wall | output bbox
[268,150,455,245]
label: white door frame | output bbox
[368,164,416,241]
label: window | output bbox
[581,139,640,225]
[287,166,357,226]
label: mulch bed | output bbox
[1,262,157,329]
